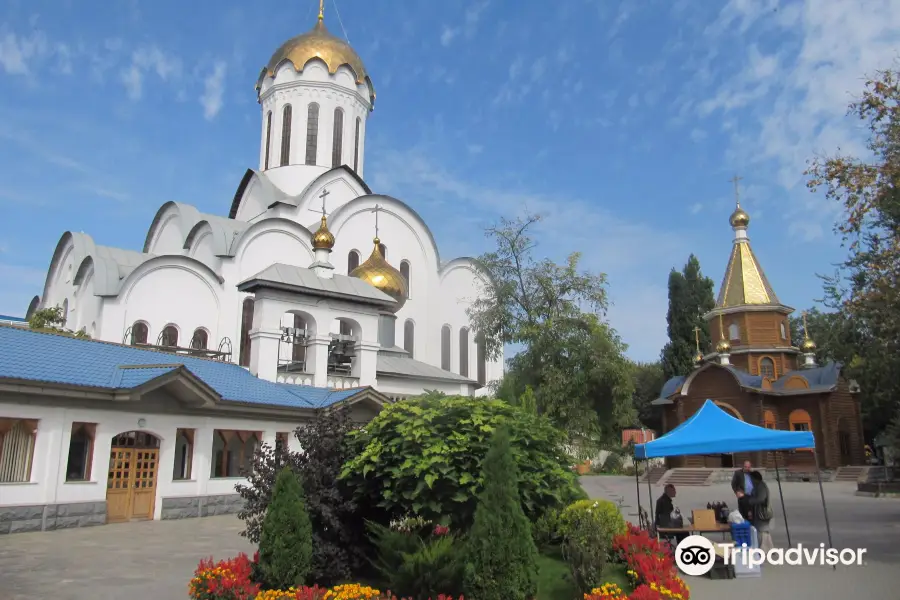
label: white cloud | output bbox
[467,144,483,155]
[690,128,707,142]
[200,63,227,120]
[690,202,704,214]
[120,45,182,101]
[0,28,50,74]
[440,26,458,47]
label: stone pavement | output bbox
[583,475,900,599]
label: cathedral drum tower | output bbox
[255,0,376,196]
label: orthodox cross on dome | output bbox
[371,203,382,238]
[318,0,325,20]
[730,174,743,208]
[718,313,726,340]
[802,310,810,339]
[318,188,330,216]
[693,326,701,352]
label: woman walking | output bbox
[736,470,774,551]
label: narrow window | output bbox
[305,103,319,165]
[160,325,178,347]
[763,410,776,430]
[400,260,410,296]
[780,322,787,340]
[441,325,451,371]
[239,297,255,367]
[353,117,361,171]
[332,107,344,167]
[291,314,306,367]
[476,332,486,385]
[728,323,740,341]
[459,327,469,378]
[759,357,776,380]
[404,319,415,358]
[190,328,208,350]
[173,428,194,480]
[131,321,149,345]
[348,250,360,272]
[264,110,272,169]
[280,104,292,166]
[0,418,37,482]
[65,422,96,482]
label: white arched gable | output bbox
[73,266,101,334]
[231,169,290,223]
[42,231,97,310]
[677,362,744,397]
[294,166,371,217]
[232,217,315,279]
[143,201,203,255]
[329,195,441,272]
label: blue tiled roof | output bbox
[0,325,369,410]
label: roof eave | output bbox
[237,277,395,309]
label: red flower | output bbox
[433,525,450,536]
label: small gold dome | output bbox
[311,215,335,250]
[694,351,704,363]
[716,338,731,354]
[800,337,817,353]
[256,15,375,107]
[350,238,407,313]
[729,206,750,228]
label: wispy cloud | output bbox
[0,28,50,74]
[200,62,227,120]
[438,0,489,46]
[120,45,182,101]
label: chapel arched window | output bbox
[332,107,344,167]
[280,104,292,166]
[404,319,415,358]
[353,117,361,172]
[239,297,255,367]
[305,103,319,165]
[264,111,272,169]
[441,325,451,371]
[459,327,469,378]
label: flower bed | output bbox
[584,525,690,600]
[188,553,463,600]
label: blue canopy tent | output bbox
[633,400,833,550]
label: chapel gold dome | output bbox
[311,215,335,250]
[350,238,407,313]
[729,206,750,228]
[256,15,375,107]
[800,337,817,353]
[716,338,732,354]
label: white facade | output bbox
[35,15,503,399]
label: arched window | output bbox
[131,321,149,345]
[763,410,776,430]
[353,116,361,171]
[441,325,451,371]
[305,103,319,165]
[173,428,194,480]
[379,243,387,260]
[61,299,68,326]
[728,322,740,341]
[348,250,360,272]
[400,260,410,295]
[190,328,208,350]
[404,319,415,358]
[476,332,487,385]
[239,297,255,367]
[789,409,812,432]
[280,104,292,166]
[160,325,178,347]
[459,327,469,378]
[332,107,344,167]
[291,314,306,366]
[759,357,776,380]
[780,322,786,339]
[264,110,272,169]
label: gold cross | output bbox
[318,0,325,20]
[718,313,726,340]
[802,311,810,339]
[730,175,743,208]
[693,326,701,351]
[318,188,330,217]
[371,204,381,238]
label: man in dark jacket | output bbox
[655,484,686,543]
[732,460,754,520]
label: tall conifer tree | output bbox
[660,254,716,380]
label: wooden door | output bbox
[106,433,160,523]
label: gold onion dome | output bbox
[729,206,750,228]
[311,215,335,250]
[256,12,375,107]
[800,336,817,353]
[350,237,407,313]
[716,338,732,354]
[694,351,704,363]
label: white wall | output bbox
[0,398,301,520]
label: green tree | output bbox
[806,67,900,441]
[630,361,667,432]
[469,214,636,440]
[463,427,538,600]
[28,306,90,338]
[257,467,313,590]
[660,255,716,380]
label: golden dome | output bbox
[694,351,704,363]
[311,215,335,250]
[350,238,407,313]
[800,337,817,353]
[715,338,731,354]
[256,14,375,107]
[729,206,750,228]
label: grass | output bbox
[536,549,632,600]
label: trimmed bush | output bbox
[257,467,314,590]
[558,499,627,594]
[463,426,538,600]
[558,499,626,551]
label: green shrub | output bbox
[463,427,538,600]
[531,507,562,549]
[341,394,580,529]
[601,453,623,473]
[257,467,313,590]
[557,499,627,594]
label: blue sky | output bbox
[1,0,898,363]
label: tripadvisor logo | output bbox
[674,535,867,575]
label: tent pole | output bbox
[635,459,643,529]
[773,451,791,547]
[646,464,653,526]
[813,449,835,569]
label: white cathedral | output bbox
[33,9,502,401]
